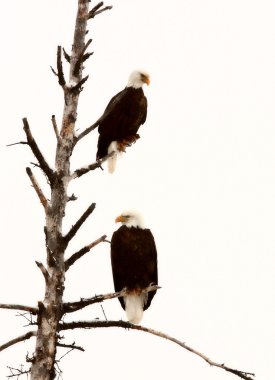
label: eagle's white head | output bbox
[127,70,150,89]
[115,210,145,229]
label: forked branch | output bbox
[65,234,107,271]
[58,320,254,380]
[7,366,31,378]
[0,331,36,352]
[88,2,113,19]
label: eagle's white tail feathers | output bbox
[107,141,118,173]
[124,294,146,324]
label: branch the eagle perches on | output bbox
[2,1,255,380]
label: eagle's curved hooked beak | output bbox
[115,215,125,223]
[143,76,150,86]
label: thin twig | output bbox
[100,305,107,321]
[50,66,58,77]
[63,285,160,313]
[30,161,41,169]
[0,304,38,315]
[57,348,74,363]
[51,115,62,144]
[7,366,31,378]
[57,342,84,352]
[63,202,96,244]
[35,261,50,284]
[65,234,107,271]
[72,151,115,179]
[6,141,28,147]
[22,118,54,183]
[58,320,255,380]
[0,331,36,352]
[26,167,49,211]
[15,312,35,326]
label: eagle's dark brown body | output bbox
[111,225,158,311]
[96,87,147,159]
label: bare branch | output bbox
[0,331,36,352]
[6,141,28,147]
[50,65,58,77]
[71,74,89,94]
[82,51,94,63]
[63,285,160,313]
[57,342,84,352]
[51,115,61,144]
[35,261,50,284]
[73,39,92,77]
[88,2,113,19]
[72,151,115,179]
[63,202,96,244]
[57,45,66,87]
[62,48,71,63]
[59,320,254,380]
[26,167,49,211]
[74,118,100,143]
[0,304,38,315]
[89,1,104,15]
[65,234,107,271]
[22,118,54,183]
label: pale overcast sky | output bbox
[1,1,275,379]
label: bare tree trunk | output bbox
[30,1,89,379]
[0,2,255,380]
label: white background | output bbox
[0,1,275,379]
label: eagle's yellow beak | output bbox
[144,76,150,86]
[115,215,125,223]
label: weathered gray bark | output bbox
[30,1,89,379]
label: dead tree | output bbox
[1,1,255,380]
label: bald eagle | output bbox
[111,211,158,324]
[96,70,149,173]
